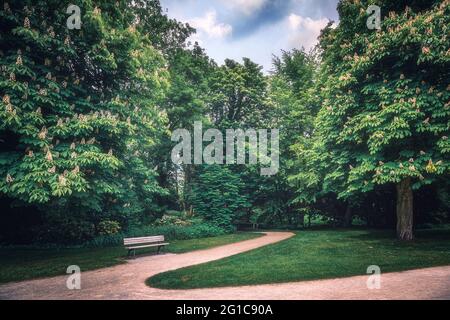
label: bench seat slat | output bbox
[124,240,163,245]
[124,236,164,245]
[125,243,169,250]
[124,236,163,241]
[124,236,164,241]
[124,235,169,257]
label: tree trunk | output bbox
[396,178,414,241]
[343,205,353,227]
[298,213,305,228]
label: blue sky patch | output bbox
[161,0,339,72]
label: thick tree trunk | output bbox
[396,178,414,241]
[343,205,353,227]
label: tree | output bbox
[188,165,249,230]
[208,58,269,128]
[131,0,194,54]
[316,0,449,240]
[160,44,216,211]
[272,48,317,103]
[0,0,170,242]
[259,49,318,226]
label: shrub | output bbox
[188,165,250,230]
[35,219,96,245]
[84,223,228,248]
[154,214,192,227]
[97,220,122,236]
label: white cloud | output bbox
[189,10,232,39]
[286,13,330,49]
[221,0,268,15]
[288,14,302,29]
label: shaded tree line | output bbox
[0,0,448,244]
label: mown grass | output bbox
[0,232,262,284]
[147,228,450,289]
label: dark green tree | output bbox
[188,165,250,230]
[209,58,269,128]
[160,44,216,211]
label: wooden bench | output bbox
[124,235,169,258]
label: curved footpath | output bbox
[1,231,449,300]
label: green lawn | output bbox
[0,232,262,284]
[147,228,450,289]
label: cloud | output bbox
[189,10,232,39]
[231,0,294,38]
[159,0,341,71]
[288,13,303,29]
[286,13,330,49]
[222,0,268,15]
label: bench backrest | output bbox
[124,235,165,246]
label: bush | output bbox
[35,219,96,245]
[188,165,250,230]
[154,214,192,227]
[84,223,228,248]
[97,220,122,236]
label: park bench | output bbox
[124,235,169,258]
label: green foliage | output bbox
[1,0,448,245]
[165,45,214,130]
[316,0,449,199]
[235,49,320,227]
[0,0,174,239]
[97,220,121,236]
[188,165,250,230]
[158,45,215,209]
[34,214,96,244]
[287,0,450,229]
[85,222,227,248]
[272,48,318,103]
[153,213,192,227]
[209,58,269,128]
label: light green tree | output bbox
[315,0,449,240]
[0,0,170,239]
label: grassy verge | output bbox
[147,228,450,289]
[0,232,262,284]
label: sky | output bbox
[160,0,340,72]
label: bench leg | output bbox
[127,249,136,259]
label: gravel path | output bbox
[1,231,449,300]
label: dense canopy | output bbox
[0,0,448,245]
